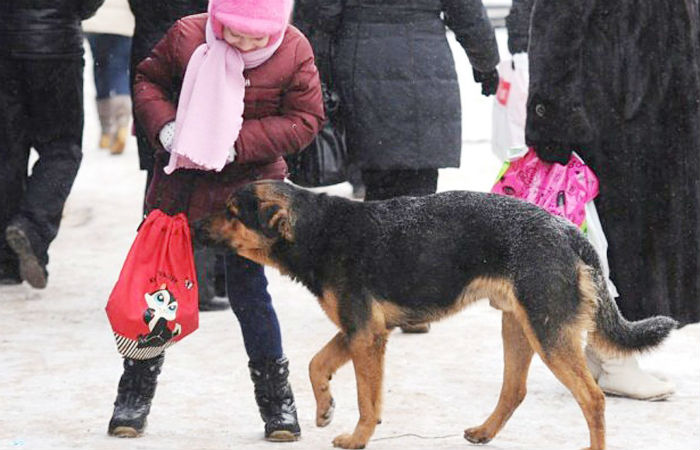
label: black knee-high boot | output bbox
[108,354,164,437]
[248,356,301,441]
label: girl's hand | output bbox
[159,121,176,152]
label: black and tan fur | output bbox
[198,180,677,450]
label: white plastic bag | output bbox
[583,201,619,298]
[491,53,529,161]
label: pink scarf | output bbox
[164,17,284,174]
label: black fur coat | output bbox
[526,0,700,325]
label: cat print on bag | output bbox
[137,283,182,348]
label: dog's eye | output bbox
[225,207,239,220]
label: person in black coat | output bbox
[526,0,700,399]
[0,0,104,289]
[301,0,499,332]
[302,0,499,200]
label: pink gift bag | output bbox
[491,147,599,227]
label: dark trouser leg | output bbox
[143,166,154,215]
[225,252,300,440]
[87,33,132,98]
[194,244,228,311]
[362,168,439,201]
[194,243,215,299]
[13,58,84,266]
[0,58,30,282]
[347,162,366,199]
[137,126,155,214]
[86,33,112,100]
[214,252,226,297]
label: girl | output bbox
[107,0,324,441]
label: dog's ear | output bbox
[258,204,293,242]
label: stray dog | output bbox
[198,180,676,450]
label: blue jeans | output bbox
[86,33,131,99]
[225,252,283,362]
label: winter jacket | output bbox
[83,0,134,37]
[526,0,700,325]
[134,14,324,221]
[505,0,532,54]
[302,0,499,171]
[127,0,208,171]
[0,0,104,58]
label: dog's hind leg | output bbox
[539,340,606,449]
[515,306,606,450]
[465,311,534,444]
[309,332,351,427]
[332,325,389,449]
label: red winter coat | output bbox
[133,14,324,221]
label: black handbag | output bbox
[285,83,348,187]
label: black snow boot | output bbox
[108,354,164,438]
[249,356,301,441]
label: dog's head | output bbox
[197,181,297,266]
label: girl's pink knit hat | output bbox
[210,0,294,39]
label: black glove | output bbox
[473,68,499,97]
[532,143,574,165]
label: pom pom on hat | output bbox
[210,0,294,38]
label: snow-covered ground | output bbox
[1,30,698,450]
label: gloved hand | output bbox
[473,68,499,97]
[532,143,574,165]
[159,121,176,152]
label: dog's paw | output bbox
[332,433,366,449]
[316,397,335,427]
[464,427,493,445]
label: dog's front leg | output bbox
[332,328,388,449]
[310,332,351,427]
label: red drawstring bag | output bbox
[106,209,199,359]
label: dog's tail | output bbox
[572,231,677,355]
